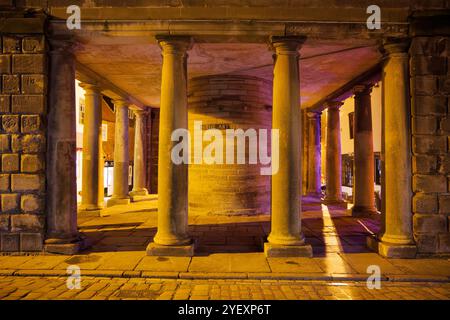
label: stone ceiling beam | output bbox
[75,61,147,110]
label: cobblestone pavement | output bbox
[0,276,449,300]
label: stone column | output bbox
[147,36,194,256]
[351,84,377,216]
[265,36,312,257]
[45,38,85,254]
[306,111,322,197]
[79,82,104,211]
[368,39,416,258]
[106,99,131,207]
[324,101,345,205]
[130,109,150,201]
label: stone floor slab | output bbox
[135,256,191,272]
[189,253,271,273]
[267,257,323,273]
[96,251,146,270]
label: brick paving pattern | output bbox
[0,276,449,300]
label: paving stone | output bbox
[189,253,271,273]
[135,256,191,272]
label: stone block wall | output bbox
[410,15,450,254]
[0,14,47,252]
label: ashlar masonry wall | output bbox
[0,13,47,252]
[410,15,450,254]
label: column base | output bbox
[78,204,103,211]
[130,193,154,202]
[77,208,102,217]
[44,235,90,255]
[106,197,130,207]
[367,236,417,258]
[146,241,195,257]
[264,242,313,258]
[350,206,379,218]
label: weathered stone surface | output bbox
[0,95,10,113]
[1,115,19,133]
[438,233,450,253]
[21,154,43,172]
[21,115,41,133]
[413,155,437,173]
[413,136,447,154]
[22,36,45,53]
[21,75,44,94]
[413,193,438,213]
[438,76,450,95]
[412,116,437,134]
[0,55,11,74]
[11,95,44,114]
[412,76,437,95]
[0,134,10,152]
[11,134,45,153]
[440,155,450,174]
[12,54,44,74]
[440,117,450,133]
[11,174,44,192]
[413,174,447,193]
[415,234,438,253]
[413,96,447,116]
[20,194,43,213]
[1,233,19,252]
[413,214,447,234]
[438,194,450,214]
[1,153,19,172]
[411,55,448,76]
[2,36,21,53]
[410,37,449,56]
[2,74,20,94]
[20,233,43,251]
[0,174,9,191]
[1,193,19,212]
[0,214,9,232]
[11,214,44,232]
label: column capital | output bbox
[48,36,78,56]
[79,82,101,94]
[380,37,410,56]
[156,35,193,55]
[113,98,129,108]
[324,101,343,110]
[133,109,148,117]
[270,36,306,55]
[306,111,322,119]
[352,83,374,96]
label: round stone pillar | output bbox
[106,99,131,207]
[265,36,312,257]
[351,84,377,216]
[374,39,416,258]
[45,38,84,254]
[130,109,149,199]
[79,82,104,211]
[147,36,194,256]
[324,101,345,204]
[306,111,322,197]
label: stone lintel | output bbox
[146,242,195,257]
[264,242,313,258]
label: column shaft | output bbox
[306,112,322,197]
[351,84,377,216]
[130,110,149,198]
[106,100,130,206]
[153,36,192,247]
[267,36,305,247]
[380,41,415,248]
[45,38,83,254]
[80,83,104,210]
[324,102,344,204]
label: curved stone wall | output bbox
[187,75,272,216]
